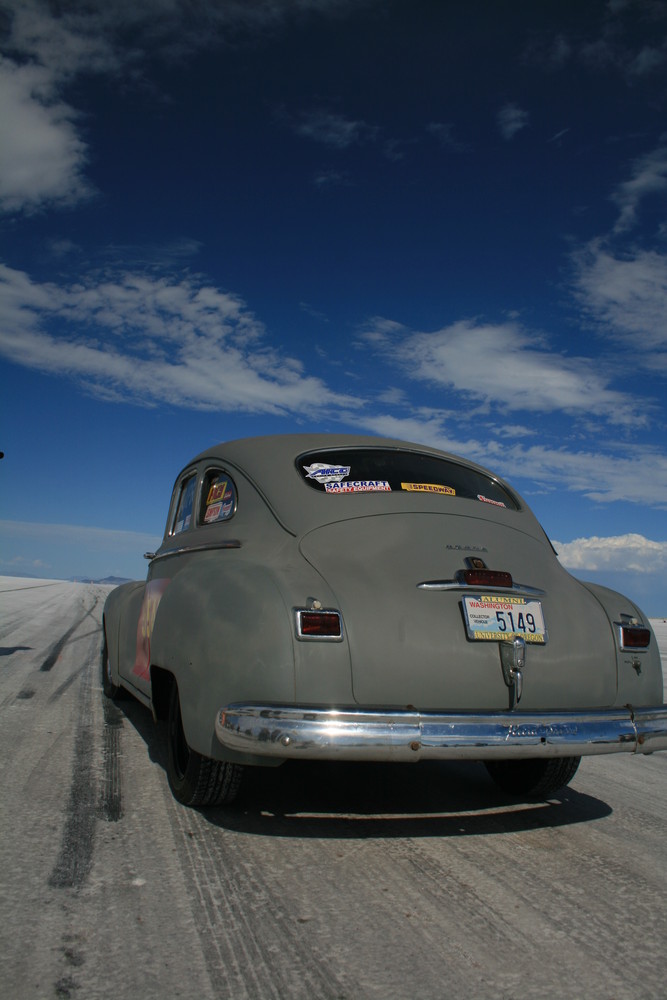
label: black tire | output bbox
[166,682,242,807]
[485,756,581,797]
[101,628,126,700]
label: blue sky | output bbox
[0,0,666,614]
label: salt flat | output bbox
[1,577,666,1000]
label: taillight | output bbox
[295,609,343,641]
[463,569,513,589]
[619,625,651,650]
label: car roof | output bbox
[187,434,528,537]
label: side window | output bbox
[200,469,237,525]
[172,473,197,535]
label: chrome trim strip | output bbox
[146,539,242,562]
[417,580,545,596]
[215,703,667,761]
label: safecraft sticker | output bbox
[401,482,456,495]
[325,480,391,493]
[303,463,351,484]
[477,494,506,508]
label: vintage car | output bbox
[102,434,667,807]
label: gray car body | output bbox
[103,434,666,767]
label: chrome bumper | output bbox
[215,703,667,761]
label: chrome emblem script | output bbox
[500,636,525,705]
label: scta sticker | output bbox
[133,578,171,681]
[303,463,351,484]
[325,480,391,493]
[401,482,456,495]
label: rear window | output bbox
[297,449,519,510]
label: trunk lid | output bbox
[299,511,617,711]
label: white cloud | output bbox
[364,317,647,426]
[553,534,667,573]
[496,103,529,140]
[0,58,93,213]
[0,264,361,416]
[0,0,373,214]
[573,242,667,358]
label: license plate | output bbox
[462,594,547,643]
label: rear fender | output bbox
[103,581,146,690]
[148,555,296,763]
[580,582,663,706]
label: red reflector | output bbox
[298,611,342,637]
[463,569,513,589]
[621,626,651,649]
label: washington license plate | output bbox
[462,595,547,643]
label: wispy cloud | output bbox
[0,263,361,416]
[352,411,667,507]
[526,3,667,80]
[362,317,647,427]
[0,519,161,553]
[427,122,469,152]
[497,103,529,140]
[611,144,667,233]
[554,534,667,573]
[292,110,377,148]
[573,242,667,361]
[0,0,373,214]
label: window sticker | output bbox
[204,502,222,523]
[477,494,506,508]
[325,480,391,493]
[201,471,236,523]
[401,482,456,495]
[207,480,232,505]
[303,463,351,484]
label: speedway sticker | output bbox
[401,482,456,495]
[303,463,351,484]
[325,480,391,493]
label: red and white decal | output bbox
[133,578,171,680]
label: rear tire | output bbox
[485,756,581,797]
[166,682,242,807]
[101,628,125,700]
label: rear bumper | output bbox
[215,703,667,762]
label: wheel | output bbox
[166,682,242,807]
[485,756,581,797]
[101,628,126,699]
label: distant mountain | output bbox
[69,575,133,585]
